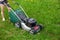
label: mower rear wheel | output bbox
[15,22,21,28]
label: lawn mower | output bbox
[5,1,43,34]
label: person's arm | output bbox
[3,0,11,12]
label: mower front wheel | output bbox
[29,24,43,34]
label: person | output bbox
[0,0,11,21]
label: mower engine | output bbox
[26,18,42,34]
[27,18,36,27]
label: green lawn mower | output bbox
[6,1,43,34]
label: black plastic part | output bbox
[30,24,43,34]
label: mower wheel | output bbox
[29,24,43,34]
[39,24,44,30]
[15,22,21,28]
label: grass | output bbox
[0,0,60,40]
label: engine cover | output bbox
[27,18,37,27]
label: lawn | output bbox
[0,0,60,40]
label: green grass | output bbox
[0,0,60,40]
